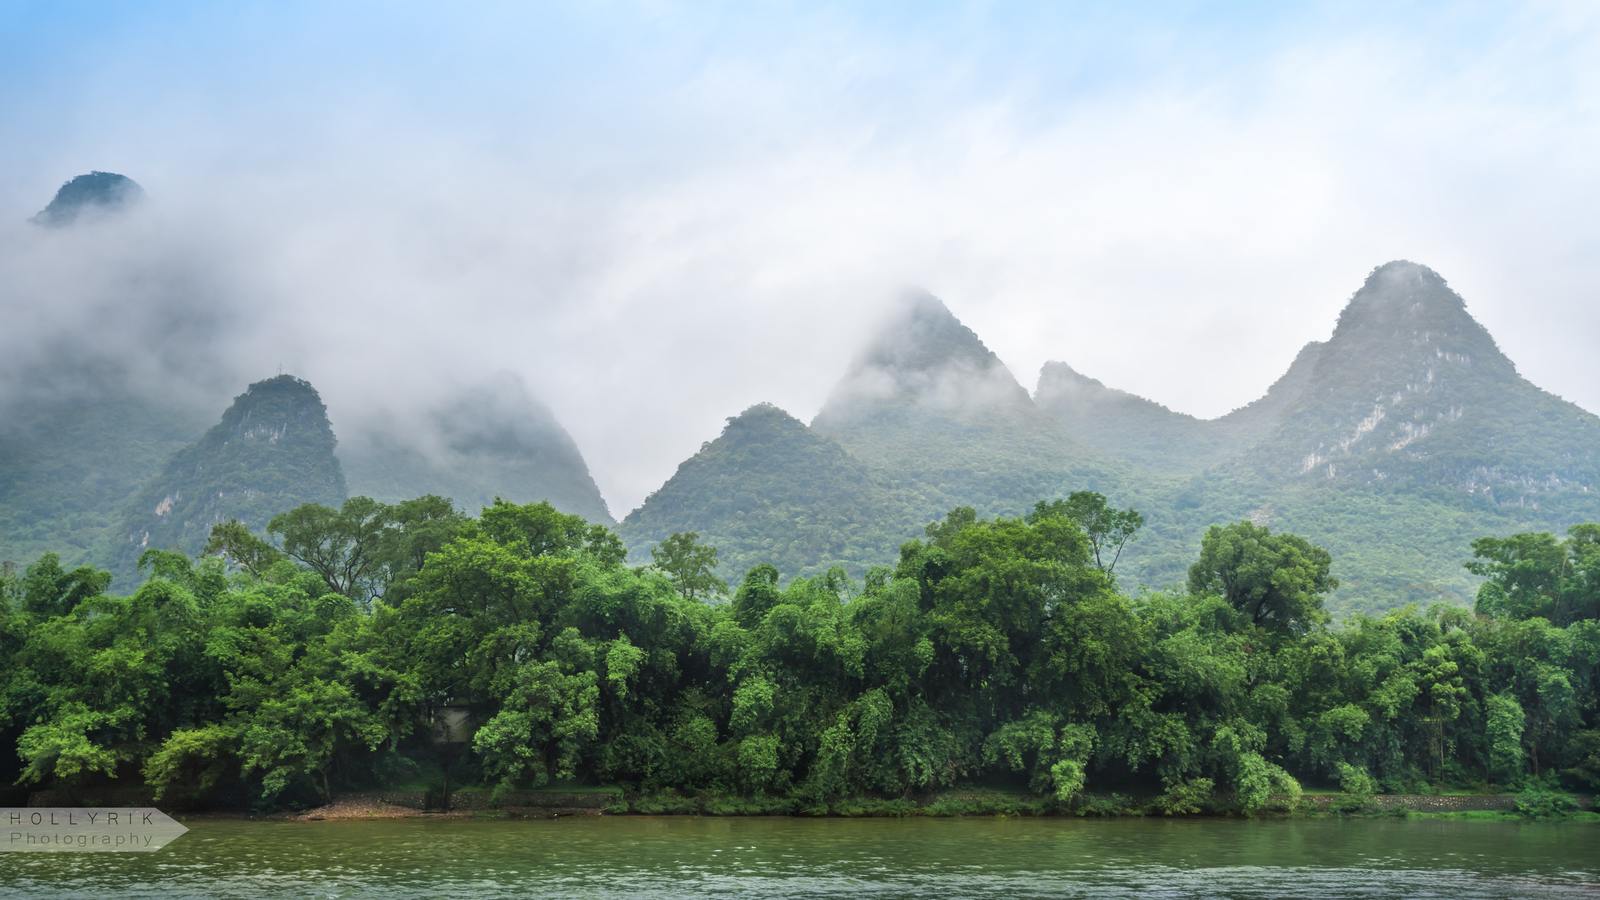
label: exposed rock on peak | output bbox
[1331,261,1508,369]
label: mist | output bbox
[3,2,1598,514]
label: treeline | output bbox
[1,493,1597,813]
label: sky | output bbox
[2,0,1598,515]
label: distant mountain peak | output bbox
[814,289,1034,433]
[1037,359,1090,382]
[32,171,144,227]
[620,397,896,579]
[206,374,341,463]
[1233,262,1597,500]
[1035,359,1237,472]
[1332,260,1494,347]
[729,402,806,428]
[855,288,1005,375]
[698,402,818,454]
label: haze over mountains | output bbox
[624,261,1600,612]
[3,173,1598,611]
[0,175,614,584]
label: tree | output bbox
[1469,526,1600,625]
[733,564,782,627]
[1188,522,1335,635]
[1486,692,1526,784]
[204,520,285,577]
[269,497,394,602]
[18,554,110,618]
[651,532,727,602]
[1029,492,1144,576]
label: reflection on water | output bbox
[3,816,1598,898]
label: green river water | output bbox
[2,816,1597,898]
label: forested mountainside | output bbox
[1,172,211,574]
[0,386,208,571]
[619,403,907,578]
[809,289,1125,523]
[111,375,347,580]
[1033,339,1327,475]
[4,173,1596,616]
[1119,262,1600,610]
[623,292,1131,584]
[342,373,613,525]
[1227,262,1600,499]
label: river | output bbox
[2,816,1597,897]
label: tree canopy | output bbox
[2,493,1597,816]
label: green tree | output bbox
[1485,692,1526,784]
[203,520,285,577]
[1029,492,1144,576]
[651,532,728,602]
[268,497,395,602]
[1188,522,1335,635]
[1469,526,1600,625]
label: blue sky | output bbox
[2,1,1598,510]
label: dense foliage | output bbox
[3,494,1597,814]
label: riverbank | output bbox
[210,786,1596,823]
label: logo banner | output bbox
[3,808,189,853]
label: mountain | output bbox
[813,290,1043,455]
[620,292,1135,587]
[1115,262,1600,611]
[1,173,217,572]
[31,172,145,227]
[625,264,1597,615]
[1034,362,1233,473]
[341,374,612,523]
[1034,341,1327,475]
[620,403,908,580]
[113,375,347,579]
[0,384,207,571]
[1233,261,1600,499]
[812,290,1120,521]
